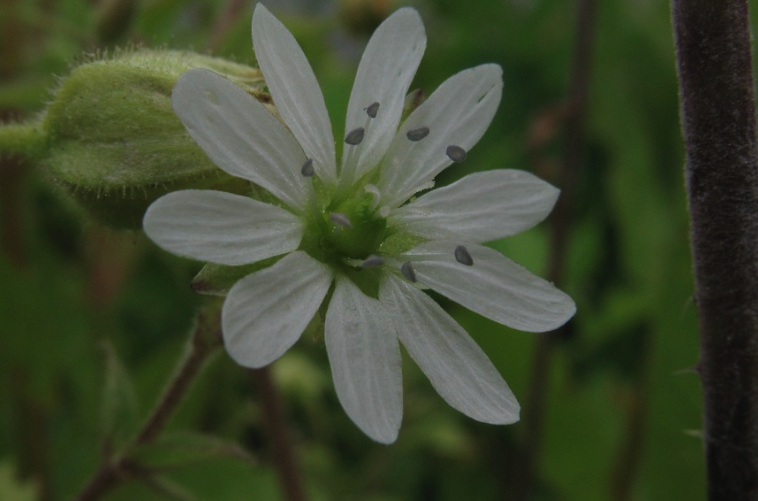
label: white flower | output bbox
[143,4,575,444]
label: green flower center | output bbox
[300,192,387,265]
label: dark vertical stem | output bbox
[517,0,596,499]
[250,367,308,501]
[672,1,758,499]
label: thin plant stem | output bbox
[207,0,249,54]
[72,301,223,501]
[250,366,308,501]
[517,0,597,498]
[672,1,758,499]
[0,122,46,158]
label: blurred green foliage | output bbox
[0,0,730,499]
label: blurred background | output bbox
[0,0,723,499]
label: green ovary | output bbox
[301,194,387,264]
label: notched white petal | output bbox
[390,170,560,243]
[172,69,308,212]
[252,4,336,184]
[345,7,426,181]
[143,190,303,266]
[406,241,576,332]
[222,251,332,368]
[379,64,503,206]
[382,276,519,424]
[325,277,403,444]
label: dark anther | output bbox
[345,127,366,145]
[454,245,474,266]
[361,255,384,269]
[446,145,467,162]
[406,126,430,142]
[300,158,314,177]
[401,261,417,283]
[366,102,380,118]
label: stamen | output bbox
[364,184,381,211]
[401,261,417,283]
[365,102,380,118]
[330,213,353,229]
[454,245,474,266]
[345,127,365,146]
[300,158,314,177]
[360,255,384,269]
[446,145,468,163]
[406,126,430,142]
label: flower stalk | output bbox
[0,122,46,159]
[673,1,758,499]
[72,300,223,501]
[250,367,308,501]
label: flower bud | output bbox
[0,49,265,228]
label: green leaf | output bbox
[191,256,282,296]
[0,460,39,501]
[101,341,140,449]
[129,431,257,471]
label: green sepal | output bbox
[379,229,427,256]
[6,49,265,229]
[127,431,257,470]
[191,256,283,296]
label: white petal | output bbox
[325,276,402,443]
[344,8,426,180]
[390,170,559,243]
[172,69,308,212]
[143,190,303,266]
[378,65,502,207]
[252,5,336,185]
[381,276,519,424]
[222,251,332,368]
[406,241,576,332]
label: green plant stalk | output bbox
[673,1,758,499]
[251,367,308,501]
[72,300,223,501]
[0,122,46,158]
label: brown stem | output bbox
[517,0,597,498]
[250,367,308,501]
[72,303,222,501]
[135,325,217,445]
[207,0,249,54]
[673,1,758,499]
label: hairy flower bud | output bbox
[0,49,265,228]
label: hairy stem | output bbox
[0,122,46,158]
[72,302,222,501]
[672,1,758,499]
[250,367,308,501]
